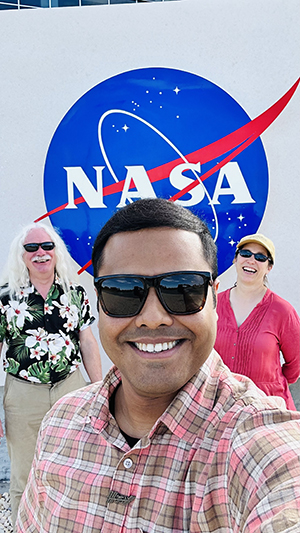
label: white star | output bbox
[173,86,180,95]
[229,239,236,246]
[122,124,129,132]
[237,214,245,222]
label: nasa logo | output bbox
[42,68,297,276]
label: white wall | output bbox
[0,0,299,385]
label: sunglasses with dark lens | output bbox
[23,242,55,253]
[238,249,270,263]
[94,271,213,318]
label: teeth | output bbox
[243,267,256,273]
[135,341,178,353]
[32,256,51,263]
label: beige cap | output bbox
[236,233,275,263]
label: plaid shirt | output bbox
[17,350,300,532]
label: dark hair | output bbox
[92,198,218,280]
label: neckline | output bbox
[228,287,270,328]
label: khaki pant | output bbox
[3,369,87,528]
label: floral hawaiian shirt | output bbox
[0,277,95,384]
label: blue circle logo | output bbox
[43,67,269,276]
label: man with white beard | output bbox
[0,222,102,528]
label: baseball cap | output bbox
[235,233,275,264]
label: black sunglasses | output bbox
[238,249,270,263]
[94,271,213,318]
[23,242,55,253]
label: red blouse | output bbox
[215,288,300,410]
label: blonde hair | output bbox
[0,222,78,297]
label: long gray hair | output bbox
[0,222,78,297]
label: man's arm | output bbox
[229,415,300,532]
[79,326,103,383]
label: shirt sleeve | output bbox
[0,297,8,343]
[279,305,300,384]
[76,285,96,331]
[229,413,300,532]
[0,316,6,343]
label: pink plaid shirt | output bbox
[17,350,300,532]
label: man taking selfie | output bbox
[17,199,300,532]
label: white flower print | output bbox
[17,286,34,298]
[29,346,44,360]
[19,369,40,382]
[47,333,65,356]
[58,330,75,359]
[7,300,33,329]
[63,318,75,333]
[53,294,79,330]
[25,328,48,353]
[1,281,90,382]
[49,352,60,364]
[81,296,89,317]
[44,302,54,315]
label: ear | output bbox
[212,279,220,310]
[212,279,220,316]
[213,279,220,293]
[267,263,273,273]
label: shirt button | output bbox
[123,458,133,469]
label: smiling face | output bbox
[234,242,273,286]
[23,228,56,282]
[97,227,218,402]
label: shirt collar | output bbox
[20,273,61,293]
[151,350,222,443]
[87,351,223,444]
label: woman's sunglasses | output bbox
[238,249,270,263]
[94,271,213,318]
[23,242,55,253]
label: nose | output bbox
[36,246,47,255]
[135,287,173,329]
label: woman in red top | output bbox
[215,233,300,410]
